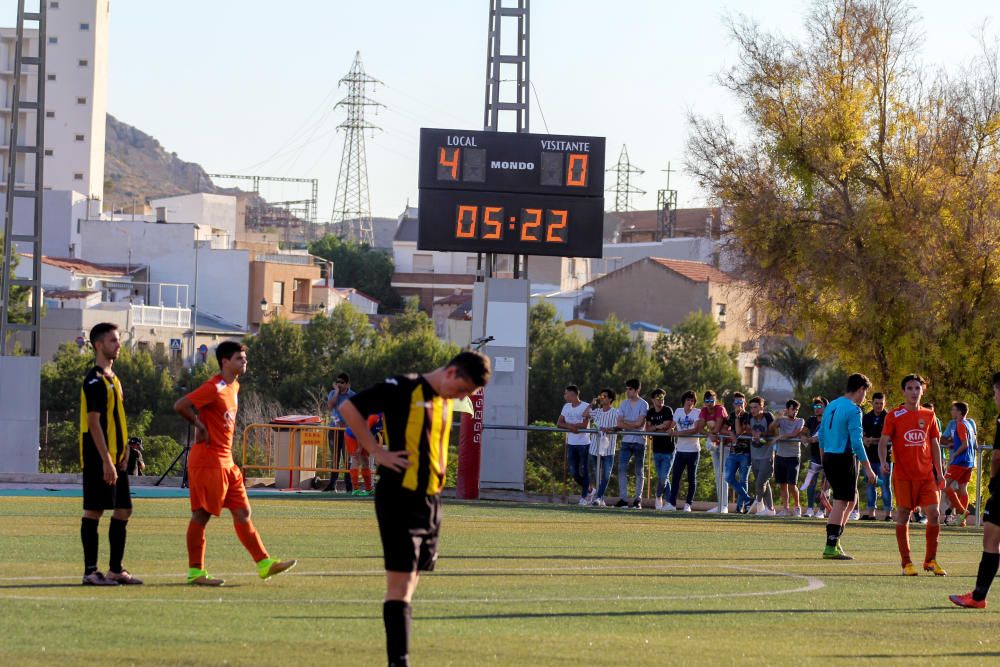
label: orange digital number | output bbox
[521,208,542,241]
[438,147,460,181]
[566,153,588,187]
[482,206,503,240]
[546,209,568,242]
[455,205,477,238]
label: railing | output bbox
[131,304,191,327]
[241,423,352,489]
[292,302,323,314]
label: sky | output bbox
[5,0,998,219]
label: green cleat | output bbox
[257,557,297,580]
[822,543,854,560]
[187,567,225,586]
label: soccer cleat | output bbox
[902,562,918,576]
[105,569,143,585]
[257,558,297,580]
[949,592,986,609]
[923,560,947,576]
[187,568,225,586]
[82,571,118,586]
[822,545,854,560]
[350,489,367,496]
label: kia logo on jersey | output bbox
[903,429,926,445]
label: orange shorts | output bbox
[892,476,939,511]
[945,464,973,487]
[345,433,360,457]
[188,464,250,516]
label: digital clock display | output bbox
[417,128,605,258]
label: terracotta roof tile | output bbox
[649,257,732,283]
[23,254,143,277]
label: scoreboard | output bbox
[417,128,606,258]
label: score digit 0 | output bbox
[565,153,588,187]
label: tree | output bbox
[1,240,30,329]
[241,317,306,408]
[584,314,661,398]
[757,342,822,400]
[653,312,744,404]
[308,234,400,309]
[688,0,1000,427]
[527,301,589,423]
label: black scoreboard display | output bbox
[417,128,606,258]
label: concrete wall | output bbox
[592,237,716,278]
[150,193,238,242]
[11,190,90,260]
[248,259,321,327]
[586,260,711,330]
[0,356,40,473]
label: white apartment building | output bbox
[0,0,109,198]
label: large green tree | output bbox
[308,234,400,309]
[653,312,745,404]
[688,0,1000,423]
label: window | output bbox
[80,23,90,31]
[75,134,84,141]
[76,97,86,105]
[413,254,434,273]
[43,149,52,156]
[272,281,284,305]
[73,173,83,180]
[48,36,58,44]
[46,74,56,81]
[45,111,54,118]
[78,59,88,67]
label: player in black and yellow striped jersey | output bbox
[78,322,142,586]
[341,351,491,667]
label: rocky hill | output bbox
[103,114,225,211]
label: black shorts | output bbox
[82,447,132,512]
[822,451,858,503]
[374,483,441,573]
[984,477,1000,527]
[773,456,800,485]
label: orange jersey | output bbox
[186,374,239,468]
[882,406,940,481]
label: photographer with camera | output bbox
[126,437,145,476]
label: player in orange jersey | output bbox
[878,374,946,577]
[174,341,296,586]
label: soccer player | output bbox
[339,351,491,667]
[878,374,946,576]
[942,401,976,527]
[345,413,381,495]
[79,322,142,586]
[174,342,297,586]
[949,372,1000,609]
[818,373,877,560]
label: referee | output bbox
[818,373,877,560]
[340,351,491,667]
[79,323,142,585]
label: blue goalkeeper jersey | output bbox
[818,395,867,461]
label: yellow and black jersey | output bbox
[79,365,128,466]
[350,374,454,496]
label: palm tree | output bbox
[757,342,822,399]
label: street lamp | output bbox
[259,298,268,323]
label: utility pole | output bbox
[330,51,382,246]
[656,161,678,240]
[606,144,644,212]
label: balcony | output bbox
[292,302,323,315]
[131,304,191,328]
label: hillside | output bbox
[103,114,225,211]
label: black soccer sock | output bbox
[108,518,128,574]
[383,600,412,667]
[973,552,1000,602]
[81,517,99,575]
[825,523,840,547]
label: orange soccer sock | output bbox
[187,520,207,569]
[350,467,361,489]
[945,488,965,514]
[925,524,940,564]
[361,468,373,490]
[895,523,911,565]
[234,520,268,562]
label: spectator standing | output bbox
[724,393,754,514]
[774,400,805,517]
[616,379,649,509]
[697,390,730,513]
[801,397,832,518]
[668,391,702,512]
[942,401,976,527]
[740,397,777,516]
[324,373,356,493]
[588,389,621,507]
[558,385,593,505]
[126,437,145,476]
[645,388,675,510]
[861,392,891,520]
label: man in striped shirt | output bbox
[588,389,621,507]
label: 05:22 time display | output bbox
[454,205,569,243]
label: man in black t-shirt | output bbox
[79,322,142,586]
[723,392,753,513]
[341,351,491,667]
[645,388,675,510]
[861,392,891,520]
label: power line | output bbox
[606,144,644,212]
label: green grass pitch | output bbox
[1,496,997,665]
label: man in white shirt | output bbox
[558,385,592,505]
[668,390,703,511]
[616,378,649,509]
[588,389,621,507]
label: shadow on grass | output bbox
[829,652,1000,659]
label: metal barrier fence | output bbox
[241,423,353,489]
[487,423,994,526]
